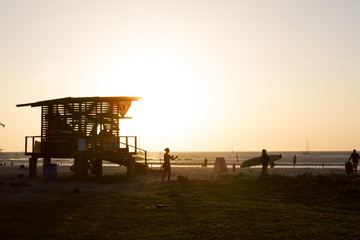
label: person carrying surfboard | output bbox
[162,148,178,182]
[347,149,360,174]
[261,149,270,175]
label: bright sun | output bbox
[106,47,206,150]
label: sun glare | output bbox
[110,48,205,149]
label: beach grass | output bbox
[1,173,360,239]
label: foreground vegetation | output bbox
[1,173,360,239]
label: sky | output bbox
[0,0,360,152]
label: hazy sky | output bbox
[1,0,360,152]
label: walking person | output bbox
[293,155,296,168]
[201,158,208,167]
[162,148,178,182]
[261,149,270,175]
[348,149,360,174]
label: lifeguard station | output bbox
[17,96,147,178]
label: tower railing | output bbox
[24,135,145,161]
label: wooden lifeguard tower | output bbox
[17,96,146,178]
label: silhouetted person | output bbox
[348,149,360,174]
[162,148,178,182]
[261,149,269,175]
[201,158,208,167]
[293,155,296,168]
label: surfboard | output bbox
[240,154,282,168]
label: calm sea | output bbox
[0,151,351,169]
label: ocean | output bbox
[0,151,351,169]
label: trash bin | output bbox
[44,164,57,179]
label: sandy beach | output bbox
[0,165,347,179]
[0,165,347,197]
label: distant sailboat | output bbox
[302,138,311,155]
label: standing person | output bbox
[293,155,297,168]
[162,148,178,182]
[261,149,270,175]
[201,158,208,167]
[348,149,360,174]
